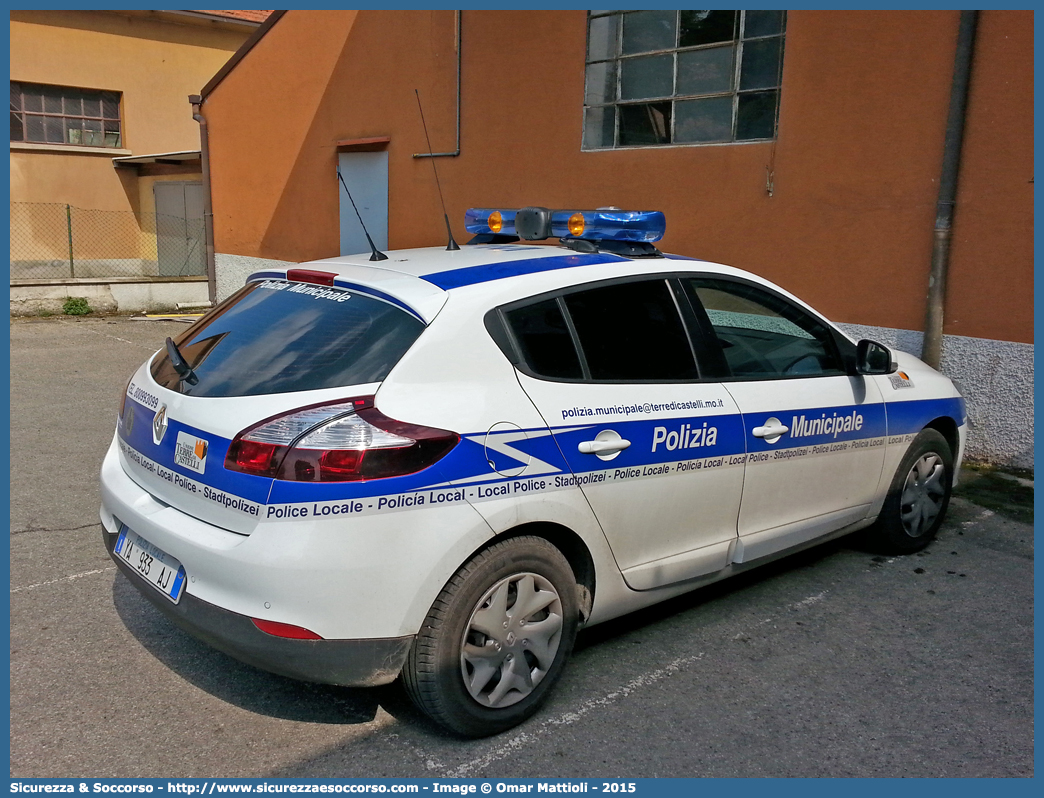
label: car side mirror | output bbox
[856,339,897,375]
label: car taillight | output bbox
[234,440,284,474]
[225,396,459,482]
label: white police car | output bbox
[100,206,966,737]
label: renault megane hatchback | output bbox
[100,207,966,737]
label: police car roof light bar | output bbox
[464,207,666,243]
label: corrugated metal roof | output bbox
[191,10,273,24]
[112,150,201,166]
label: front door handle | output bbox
[752,417,789,443]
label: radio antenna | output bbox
[336,168,388,261]
[415,89,460,251]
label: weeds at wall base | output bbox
[62,296,92,315]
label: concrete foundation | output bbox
[10,276,209,316]
[11,259,165,280]
[215,252,294,301]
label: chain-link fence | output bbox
[10,202,206,281]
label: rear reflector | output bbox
[251,618,323,640]
[286,268,336,286]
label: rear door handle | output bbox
[577,429,631,461]
[578,438,631,455]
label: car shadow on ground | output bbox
[111,575,411,726]
[953,463,1034,524]
[574,535,851,653]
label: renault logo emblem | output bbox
[153,404,168,445]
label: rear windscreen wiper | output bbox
[165,337,199,386]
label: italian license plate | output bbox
[115,524,186,603]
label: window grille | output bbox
[10,82,122,148]
[583,10,786,149]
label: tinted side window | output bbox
[503,299,583,380]
[564,279,698,381]
[687,278,843,379]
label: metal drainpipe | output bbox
[190,94,217,304]
[922,10,978,369]
[413,10,461,159]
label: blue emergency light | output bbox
[464,207,666,243]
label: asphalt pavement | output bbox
[8,316,1034,778]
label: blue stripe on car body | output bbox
[884,396,966,435]
[119,398,272,503]
[119,394,965,511]
[548,413,747,470]
[743,403,888,453]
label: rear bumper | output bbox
[102,525,412,687]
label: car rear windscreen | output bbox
[150,279,426,397]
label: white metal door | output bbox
[337,151,388,256]
[154,181,205,276]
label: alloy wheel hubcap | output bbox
[460,572,564,708]
[900,452,946,537]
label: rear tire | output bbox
[402,536,579,737]
[865,428,953,554]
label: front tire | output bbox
[402,536,579,737]
[866,428,953,554]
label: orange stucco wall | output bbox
[943,12,1034,344]
[10,10,249,213]
[204,9,1032,344]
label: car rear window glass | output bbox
[503,299,583,380]
[564,279,698,381]
[150,279,425,396]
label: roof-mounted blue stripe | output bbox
[331,279,426,323]
[245,270,426,323]
[246,270,288,282]
[422,252,628,290]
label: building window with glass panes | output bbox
[10,82,122,148]
[583,10,786,149]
